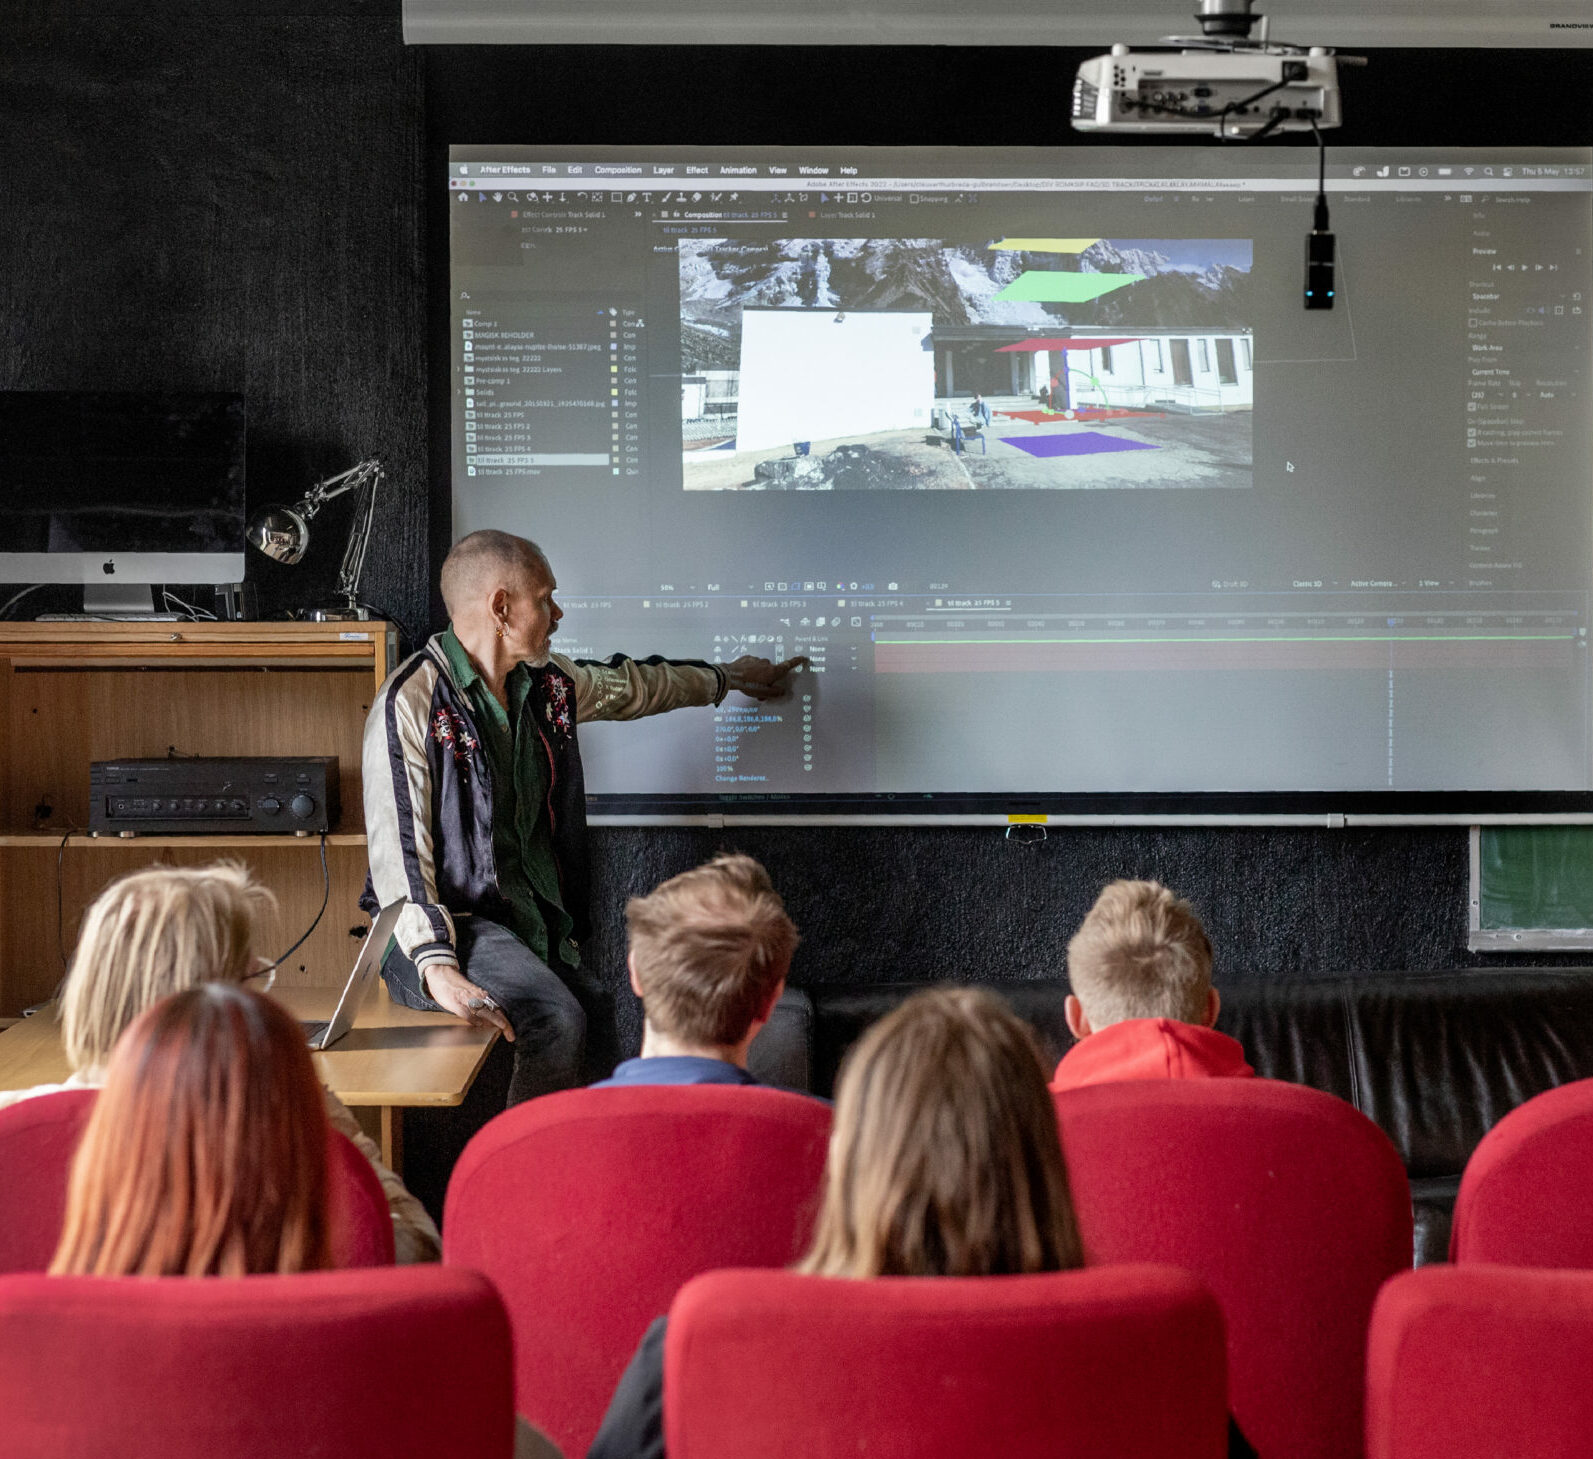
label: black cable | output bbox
[264,831,330,972]
[56,830,73,974]
[354,600,418,651]
[1309,119,1330,231]
[1300,117,1336,311]
[56,827,331,978]
[1129,76,1292,132]
[1217,75,1292,128]
[1246,111,1289,144]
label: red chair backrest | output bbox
[0,1088,393,1270]
[665,1264,1229,1459]
[444,1083,831,1457]
[1054,1078,1413,1459]
[1451,1075,1593,1266]
[0,1266,512,1459]
[1367,1265,1593,1459]
[0,1089,97,1274]
[327,1122,398,1266]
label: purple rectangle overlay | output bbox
[1000,431,1161,459]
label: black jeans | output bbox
[381,915,614,1106]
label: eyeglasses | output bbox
[242,961,278,994]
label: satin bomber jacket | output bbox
[362,633,724,976]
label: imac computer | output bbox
[0,391,246,616]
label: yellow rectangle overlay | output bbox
[1007,813,1049,824]
[989,238,1101,254]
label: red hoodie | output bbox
[1050,1018,1256,1092]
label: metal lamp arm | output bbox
[293,458,382,520]
[333,463,384,610]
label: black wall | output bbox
[5,9,1591,1063]
[1,4,428,627]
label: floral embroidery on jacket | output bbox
[546,676,574,740]
[430,706,478,764]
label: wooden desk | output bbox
[0,982,496,1173]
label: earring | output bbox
[495,622,506,640]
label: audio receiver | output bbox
[89,757,340,836]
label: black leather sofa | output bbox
[749,970,1593,1266]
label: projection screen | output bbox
[448,145,1593,816]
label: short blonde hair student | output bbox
[625,853,798,1048]
[1066,879,1215,1029]
[60,862,274,1072]
[22,860,442,1266]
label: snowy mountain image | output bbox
[679,234,1254,495]
[679,237,1251,369]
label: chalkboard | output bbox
[1470,825,1593,949]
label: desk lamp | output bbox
[247,458,385,621]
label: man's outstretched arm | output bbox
[566,652,806,723]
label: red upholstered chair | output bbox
[1054,1078,1413,1459]
[0,1088,394,1270]
[664,1264,1229,1459]
[444,1084,831,1457]
[327,1120,398,1266]
[0,1088,96,1274]
[1451,1076,1593,1266]
[0,1265,513,1459]
[1367,1265,1593,1459]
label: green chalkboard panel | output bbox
[1473,826,1593,947]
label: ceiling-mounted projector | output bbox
[1073,0,1353,139]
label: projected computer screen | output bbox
[448,146,1593,808]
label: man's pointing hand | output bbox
[722,654,808,701]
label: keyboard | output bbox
[36,612,185,622]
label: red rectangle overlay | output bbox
[874,638,1577,674]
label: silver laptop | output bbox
[302,901,402,1051]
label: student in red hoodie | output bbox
[1051,879,1255,1091]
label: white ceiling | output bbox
[403,0,1593,47]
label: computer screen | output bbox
[447,145,1593,809]
[0,391,246,588]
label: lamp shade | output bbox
[247,505,311,565]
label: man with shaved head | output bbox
[364,529,800,1105]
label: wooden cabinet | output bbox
[0,622,398,1015]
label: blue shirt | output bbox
[591,1056,760,1089]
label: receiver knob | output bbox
[258,796,282,815]
[289,793,316,820]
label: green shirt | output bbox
[440,627,579,971]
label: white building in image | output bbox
[1047,331,1255,414]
